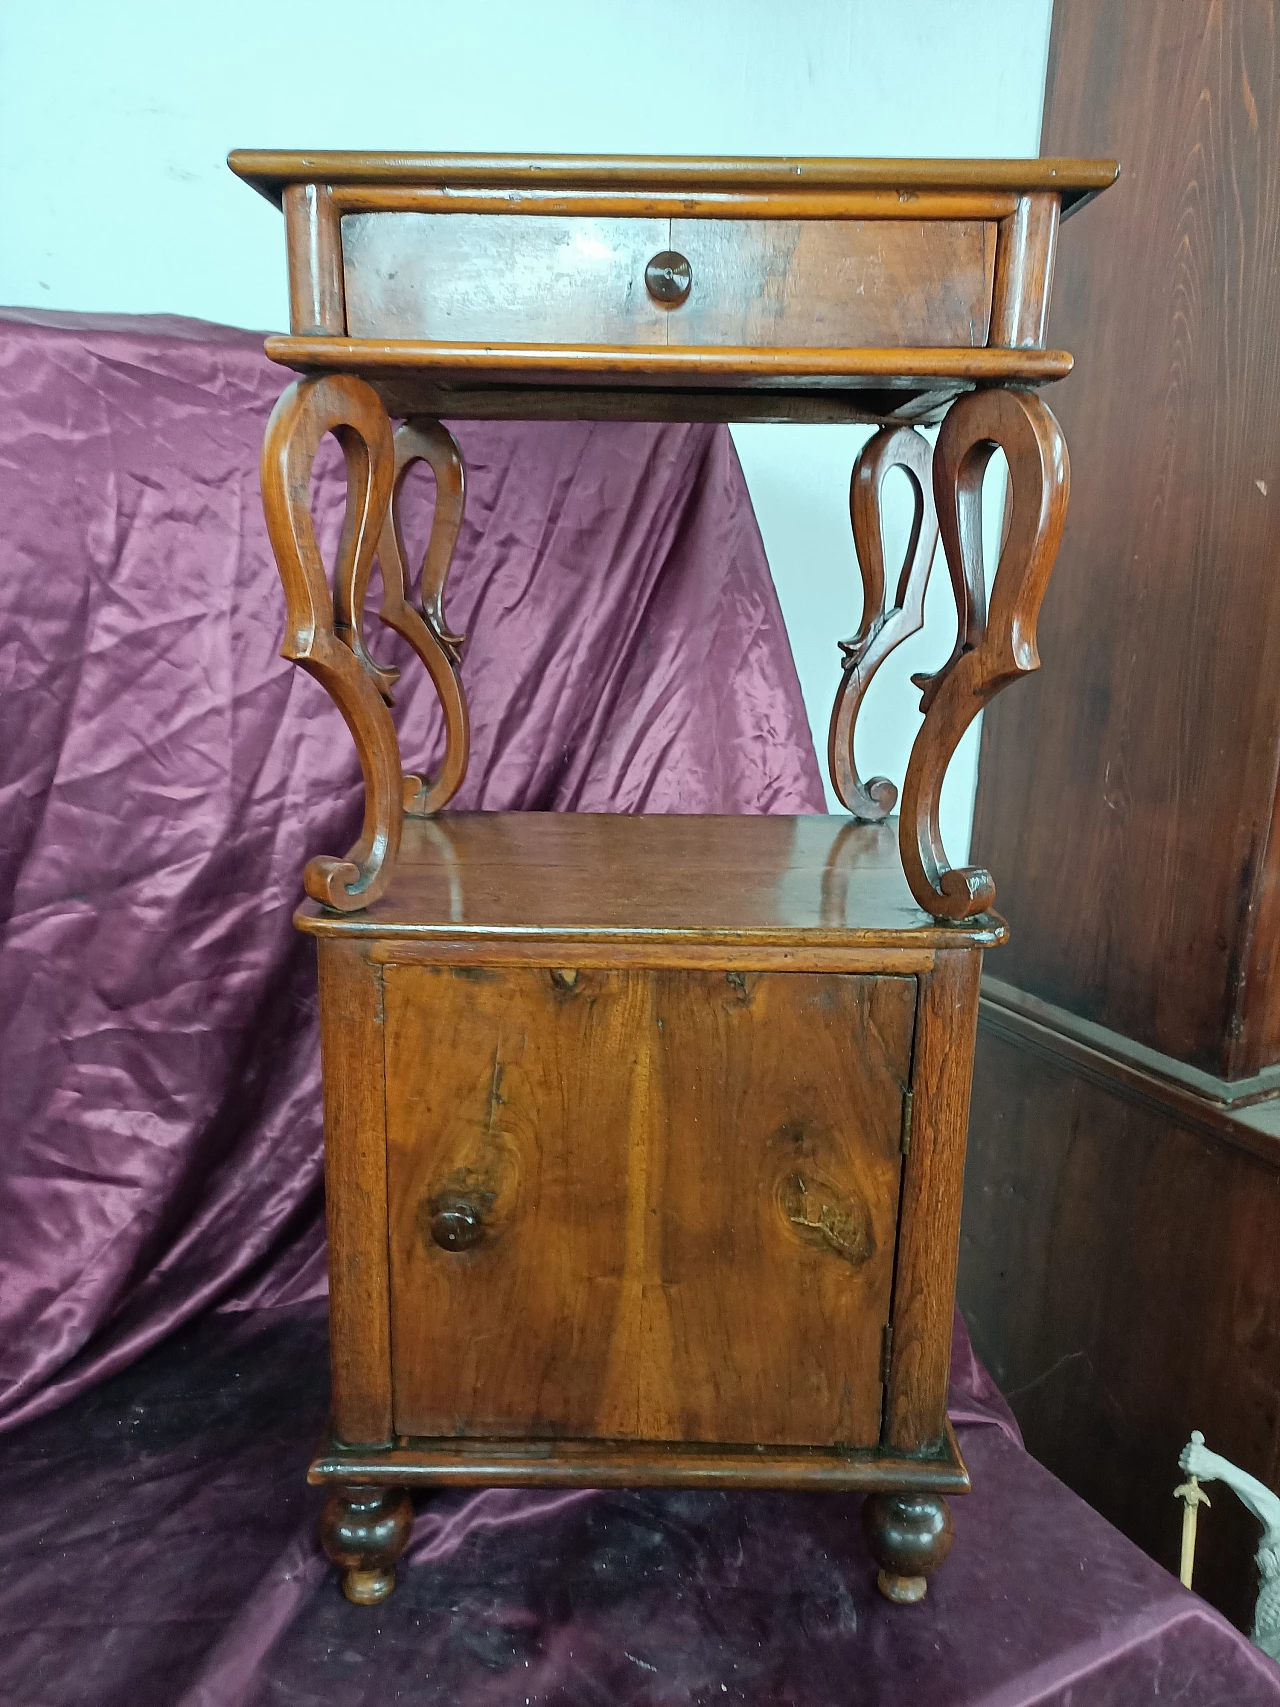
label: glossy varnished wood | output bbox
[294,813,1007,950]
[341,213,996,351]
[384,964,912,1446]
[228,151,1119,217]
[309,1419,971,1492]
[885,950,982,1451]
[317,940,392,1444]
[240,148,1115,1609]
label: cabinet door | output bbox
[384,964,914,1448]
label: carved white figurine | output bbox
[1179,1430,1280,1661]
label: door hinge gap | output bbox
[880,1322,894,1386]
[900,1089,914,1156]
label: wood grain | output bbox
[309,1422,971,1492]
[259,372,405,911]
[283,182,346,336]
[383,964,913,1447]
[990,193,1060,348]
[228,150,1118,217]
[265,333,1075,390]
[317,940,393,1444]
[961,1008,1280,1633]
[293,812,1007,951]
[885,949,982,1451]
[971,0,1280,1077]
[343,213,670,345]
[898,387,1069,919]
[666,219,992,349]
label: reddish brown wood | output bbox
[990,193,1060,348]
[863,1491,955,1603]
[228,150,1118,214]
[283,183,346,335]
[316,940,392,1445]
[898,388,1069,920]
[377,418,469,816]
[829,426,939,817]
[260,372,403,911]
[885,949,982,1452]
[308,1424,971,1492]
[293,813,1006,951]
[239,152,1115,1610]
[319,1485,413,1604]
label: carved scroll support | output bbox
[260,376,471,913]
[899,387,1069,920]
[829,426,939,818]
[377,418,470,818]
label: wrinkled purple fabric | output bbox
[2,1302,1275,1706]
[0,309,825,1434]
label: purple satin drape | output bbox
[0,309,824,1434]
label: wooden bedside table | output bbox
[229,150,1115,1607]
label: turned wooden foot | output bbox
[320,1484,413,1605]
[862,1491,954,1604]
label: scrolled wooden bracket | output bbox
[828,426,939,818]
[899,387,1069,920]
[375,418,471,818]
[260,373,402,912]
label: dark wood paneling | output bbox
[960,1014,1280,1631]
[971,0,1280,1078]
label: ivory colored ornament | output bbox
[1179,1431,1280,1662]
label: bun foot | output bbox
[863,1491,953,1604]
[320,1484,413,1605]
[343,1565,397,1606]
[877,1568,927,1604]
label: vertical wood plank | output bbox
[318,937,392,1443]
[989,193,1060,348]
[885,947,982,1450]
[283,182,347,335]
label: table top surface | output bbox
[295,813,1007,947]
[229,151,1119,217]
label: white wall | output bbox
[0,0,1051,848]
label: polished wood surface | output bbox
[972,0,1280,1079]
[308,1420,971,1492]
[317,940,393,1445]
[294,813,1006,950]
[265,333,1073,393]
[830,426,939,819]
[899,387,1068,919]
[384,965,912,1446]
[229,151,1119,216]
[342,212,996,350]
[283,182,345,336]
[885,951,981,1451]
[242,148,1115,1606]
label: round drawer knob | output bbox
[645,250,692,306]
[429,1198,484,1251]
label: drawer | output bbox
[341,212,994,348]
[383,963,915,1448]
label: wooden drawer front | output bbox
[341,212,993,348]
[343,213,671,345]
[384,964,915,1449]
[668,218,993,348]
